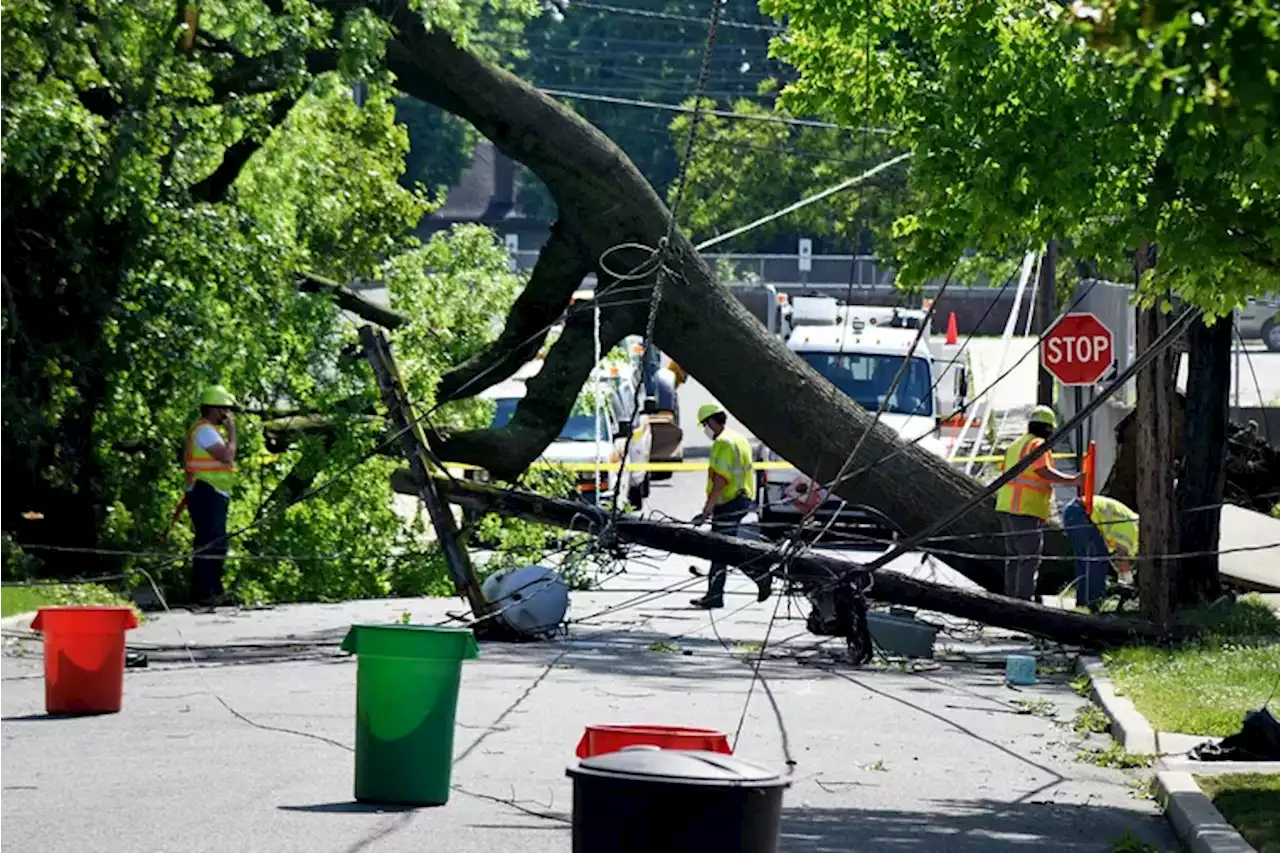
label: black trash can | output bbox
[566,746,790,853]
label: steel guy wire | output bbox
[603,0,724,525]
[537,88,895,133]
[1234,323,1272,443]
[717,302,1203,602]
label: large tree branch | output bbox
[190,94,297,203]
[431,299,643,477]
[437,219,591,402]
[297,271,407,329]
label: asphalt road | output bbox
[2,392,1178,852]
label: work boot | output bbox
[756,577,772,602]
[690,596,724,610]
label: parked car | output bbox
[1237,295,1280,352]
[473,369,652,509]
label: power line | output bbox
[552,1,783,32]
[538,87,892,132]
[693,152,913,250]
[536,84,778,100]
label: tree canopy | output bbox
[0,0,557,600]
[763,0,1280,307]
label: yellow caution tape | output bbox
[434,456,1004,474]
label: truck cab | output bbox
[758,305,951,540]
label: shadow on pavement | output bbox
[277,802,424,814]
[778,799,1173,852]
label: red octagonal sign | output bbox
[1041,312,1115,386]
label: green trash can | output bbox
[340,624,480,806]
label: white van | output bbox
[476,367,652,509]
[757,310,953,538]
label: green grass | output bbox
[1196,773,1280,853]
[1103,596,1280,736]
[0,583,133,619]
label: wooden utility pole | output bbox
[1133,243,1177,629]
[360,326,491,621]
[1035,240,1058,406]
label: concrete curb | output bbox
[1075,656,1157,754]
[1,612,38,632]
[1155,771,1257,853]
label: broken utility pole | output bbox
[360,326,492,623]
[392,470,1181,648]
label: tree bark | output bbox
[396,471,1176,647]
[374,8,1073,593]
[190,94,297,203]
[1135,295,1178,628]
[1175,315,1229,604]
[436,220,592,402]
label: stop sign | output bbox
[1040,312,1114,386]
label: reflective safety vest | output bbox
[1090,496,1139,557]
[185,419,236,494]
[995,433,1053,520]
[707,428,755,506]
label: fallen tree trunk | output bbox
[396,471,1176,647]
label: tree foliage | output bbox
[0,0,548,602]
[670,95,909,254]
[763,0,1280,306]
[512,0,789,221]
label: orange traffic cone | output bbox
[945,312,959,345]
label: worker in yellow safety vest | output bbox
[690,403,771,609]
[1062,494,1138,610]
[994,405,1083,599]
[184,385,239,606]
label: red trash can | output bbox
[31,606,138,715]
[576,724,732,758]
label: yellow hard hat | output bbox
[1029,405,1057,428]
[697,403,725,424]
[200,385,238,409]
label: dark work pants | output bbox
[1062,499,1110,609]
[188,480,230,602]
[704,495,764,603]
[998,511,1043,600]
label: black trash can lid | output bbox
[567,747,789,789]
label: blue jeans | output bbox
[188,480,230,602]
[704,495,761,603]
[1063,499,1109,608]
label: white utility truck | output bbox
[757,300,967,539]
